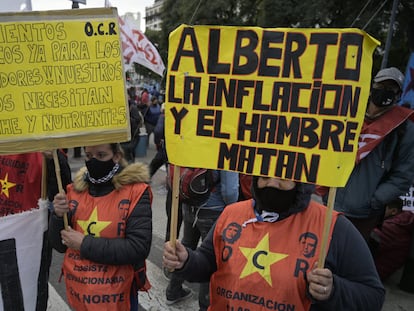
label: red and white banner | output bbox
[118,16,165,76]
[105,0,165,76]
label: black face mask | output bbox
[254,186,297,214]
[370,88,396,107]
[85,158,117,182]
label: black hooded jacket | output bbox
[49,162,152,267]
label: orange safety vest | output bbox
[63,182,148,311]
[211,199,338,311]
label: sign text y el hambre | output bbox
[0,8,129,154]
[165,25,379,187]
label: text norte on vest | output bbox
[167,27,365,183]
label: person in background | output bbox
[42,150,73,309]
[49,143,152,311]
[148,103,185,282]
[238,173,253,201]
[150,85,160,99]
[62,147,82,158]
[73,147,82,158]
[149,104,184,256]
[141,88,150,106]
[316,67,414,241]
[149,103,167,176]
[122,89,144,163]
[144,96,161,146]
[165,170,239,310]
[0,151,71,311]
[128,86,138,104]
[136,87,147,115]
[369,198,414,280]
[163,176,385,310]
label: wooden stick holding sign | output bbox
[169,164,181,247]
[53,149,69,230]
[318,187,337,268]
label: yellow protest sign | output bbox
[0,8,129,154]
[165,24,379,187]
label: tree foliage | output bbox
[151,0,414,77]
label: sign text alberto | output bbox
[165,25,379,187]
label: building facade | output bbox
[122,12,142,31]
[145,0,164,31]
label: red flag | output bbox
[0,153,43,216]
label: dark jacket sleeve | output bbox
[46,151,72,201]
[79,188,152,265]
[48,211,72,253]
[311,216,385,311]
[153,113,165,146]
[372,121,414,210]
[129,103,142,138]
[174,223,217,282]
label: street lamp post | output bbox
[70,0,86,10]
[381,0,400,69]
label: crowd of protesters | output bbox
[2,66,414,311]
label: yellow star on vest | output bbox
[0,173,16,198]
[77,206,111,237]
[239,233,288,286]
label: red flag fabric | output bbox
[356,106,414,163]
[0,152,43,216]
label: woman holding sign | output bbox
[163,176,385,310]
[49,143,152,311]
